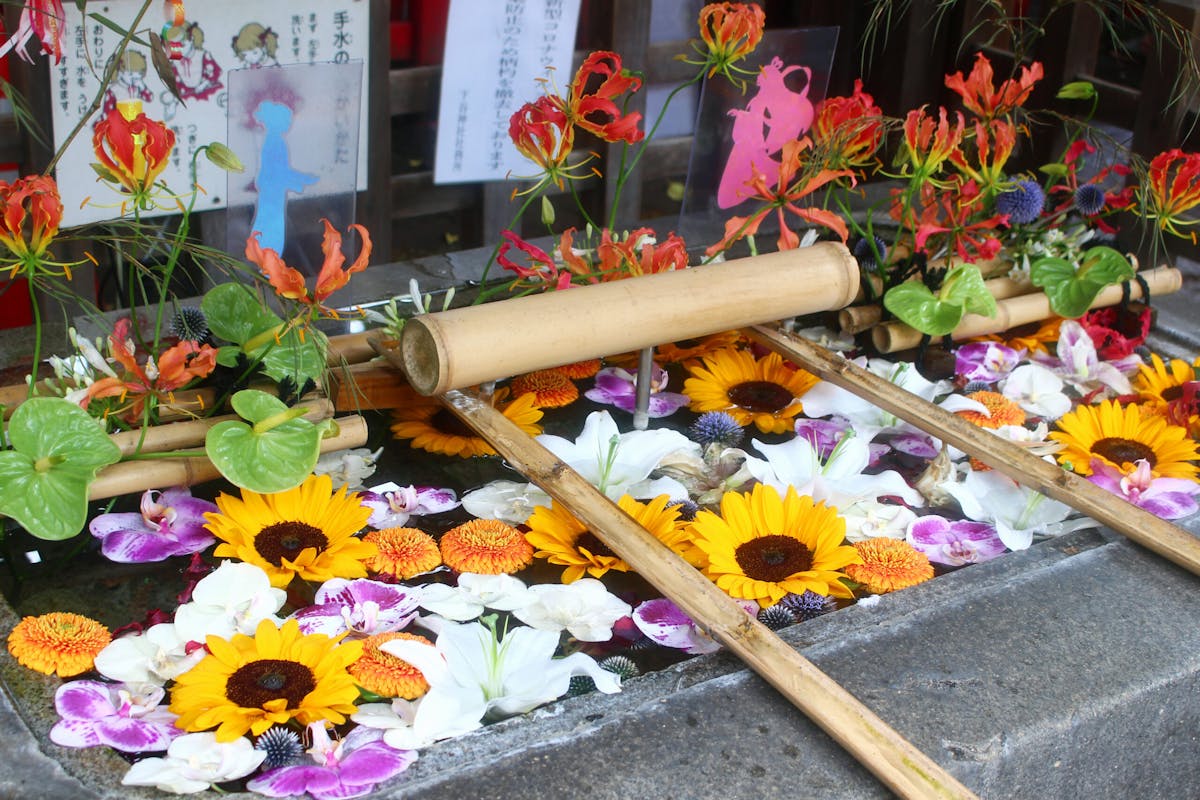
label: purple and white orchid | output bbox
[50,680,181,753]
[360,482,460,529]
[906,515,1007,566]
[88,487,217,563]
[954,341,1025,384]
[632,597,756,654]
[246,723,416,800]
[1032,319,1140,396]
[292,578,423,637]
[584,364,690,418]
[1087,457,1200,519]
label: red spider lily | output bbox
[561,51,644,145]
[948,119,1017,192]
[901,106,965,181]
[1046,139,1134,233]
[944,51,1043,120]
[91,100,176,199]
[813,79,884,170]
[696,2,765,80]
[0,0,66,63]
[1140,148,1200,240]
[245,219,372,308]
[83,317,219,422]
[0,175,62,269]
[497,230,573,291]
[911,178,1009,262]
[705,138,853,256]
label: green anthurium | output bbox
[882,263,997,337]
[201,283,280,346]
[205,389,333,493]
[201,283,326,388]
[1029,246,1135,319]
[0,398,122,540]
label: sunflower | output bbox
[391,390,543,458]
[349,631,432,699]
[957,390,1026,429]
[6,612,111,677]
[1049,399,1199,479]
[656,331,745,365]
[169,618,363,742]
[844,539,933,594]
[207,474,376,588]
[510,369,580,409]
[526,494,687,583]
[1134,353,1196,411]
[364,527,442,579]
[440,518,534,574]
[683,347,817,434]
[688,483,860,607]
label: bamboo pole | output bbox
[326,330,381,365]
[746,325,1200,577]
[871,267,1182,353]
[107,398,335,456]
[437,388,979,800]
[841,274,1033,335]
[88,415,369,500]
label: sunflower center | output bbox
[1162,385,1184,403]
[735,535,813,582]
[577,531,616,559]
[727,380,793,412]
[254,522,328,566]
[225,658,316,709]
[673,337,703,349]
[1091,437,1156,467]
[432,408,477,437]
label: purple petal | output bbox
[157,489,218,521]
[889,432,940,459]
[633,598,701,650]
[95,717,176,752]
[414,487,459,514]
[907,515,953,545]
[248,766,342,798]
[793,419,845,457]
[1138,492,1199,520]
[338,742,418,784]
[49,719,102,748]
[291,604,349,636]
[88,513,149,540]
[592,372,635,398]
[99,530,182,564]
[55,681,116,720]
[645,392,691,418]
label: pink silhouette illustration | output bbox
[717,57,814,209]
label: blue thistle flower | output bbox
[599,655,640,679]
[690,411,745,448]
[667,499,700,522]
[757,604,798,631]
[995,179,1045,224]
[962,379,994,394]
[1074,184,1106,216]
[255,726,304,769]
[568,675,596,696]
[779,590,837,621]
[170,306,210,344]
[852,235,889,269]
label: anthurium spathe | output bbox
[91,100,176,205]
[246,218,372,310]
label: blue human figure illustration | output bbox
[251,101,318,252]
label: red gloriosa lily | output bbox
[508,96,583,190]
[1140,148,1200,239]
[813,79,884,170]
[902,106,965,180]
[497,230,573,291]
[0,174,63,265]
[944,51,1043,120]
[911,178,1009,262]
[245,218,372,307]
[91,100,176,197]
[697,2,766,79]
[562,51,644,145]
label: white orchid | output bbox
[1001,363,1073,420]
[352,687,488,751]
[416,573,532,622]
[172,562,286,643]
[1032,319,1137,396]
[93,623,205,686]
[512,579,632,641]
[840,500,918,543]
[121,732,265,794]
[798,358,953,442]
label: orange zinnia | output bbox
[845,539,934,594]
[7,612,111,677]
[440,519,534,574]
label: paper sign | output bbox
[434,0,581,184]
[48,0,370,227]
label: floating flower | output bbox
[207,473,375,589]
[585,364,690,418]
[1000,363,1073,421]
[1139,148,1200,239]
[550,358,603,380]
[956,390,1027,429]
[121,732,266,794]
[653,330,744,365]
[255,726,305,770]
[689,484,861,607]
[50,680,180,753]
[526,494,686,583]
[561,51,644,144]
[1081,304,1153,361]
[799,357,953,442]
[512,579,633,641]
[416,573,532,622]
[779,589,837,621]
[0,0,66,63]
[692,2,765,82]
[940,465,1091,551]
[459,480,553,525]
[363,527,442,580]
[93,622,205,686]
[841,500,918,544]
[246,218,372,309]
[350,632,434,699]
[632,596,755,655]
[691,410,746,448]
[91,100,176,204]
[172,561,287,644]
[247,722,416,800]
[361,482,460,530]
[943,51,1043,120]
[511,368,580,409]
[169,618,363,741]
[953,341,1024,383]
[292,578,422,637]
[312,447,382,491]
[906,515,1007,566]
[1033,319,1138,396]
[7,612,111,677]
[353,689,487,752]
[88,486,217,563]
[1049,399,1199,479]
[391,391,543,458]
[1134,353,1197,412]
[1086,458,1200,519]
[440,518,534,574]
[845,539,934,594]
[684,348,818,434]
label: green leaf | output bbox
[1029,247,1135,318]
[940,263,997,319]
[216,345,242,368]
[202,283,279,346]
[201,284,326,388]
[87,13,150,47]
[0,399,121,541]
[883,283,965,337]
[205,390,329,493]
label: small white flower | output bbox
[513,579,632,641]
[93,623,204,685]
[417,573,532,621]
[173,562,286,643]
[841,500,918,543]
[121,732,265,793]
[313,447,383,490]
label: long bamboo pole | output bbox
[437,389,979,800]
[746,326,1200,576]
[107,398,335,456]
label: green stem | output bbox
[120,448,209,460]
[472,190,544,303]
[26,276,41,402]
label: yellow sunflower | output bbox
[1049,399,1199,479]
[207,474,376,588]
[349,631,432,699]
[6,612,111,677]
[1135,352,1196,411]
[391,390,543,458]
[688,483,860,607]
[526,494,687,583]
[845,539,934,594]
[169,618,363,742]
[683,347,818,434]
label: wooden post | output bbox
[747,325,1200,577]
[437,388,979,800]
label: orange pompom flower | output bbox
[7,612,111,677]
